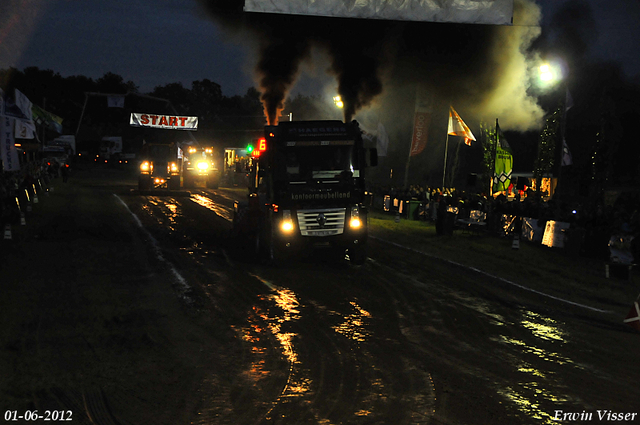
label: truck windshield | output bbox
[281,142,360,182]
[148,145,171,159]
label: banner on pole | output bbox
[130,113,198,130]
[2,116,21,171]
[409,87,432,156]
[492,121,513,193]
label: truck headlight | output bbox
[169,162,179,172]
[140,161,150,172]
[349,206,362,229]
[280,210,294,233]
[197,161,209,170]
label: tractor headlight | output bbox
[349,206,362,229]
[140,161,150,172]
[280,210,294,233]
[197,161,209,171]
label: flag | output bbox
[15,118,37,139]
[32,104,63,134]
[493,121,513,193]
[565,88,573,112]
[107,95,125,108]
[1,116,21,172]
[14,89,33,121]
[561,138,572,166]
[377,121,389,157]
[409,86,432,156]
[448,106,476,145]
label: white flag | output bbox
[1,116,20,171]
[448,106,476,145]
[15,118,36,139]
[14,89,33,121]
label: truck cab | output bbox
[233,120,377,265]
[138,141,181,190]
[182,146,221,189]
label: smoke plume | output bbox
[197,0,544,130]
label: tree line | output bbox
[0,66,325,140]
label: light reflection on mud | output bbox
[497,386,563,424]
[493,309,582,423]
[495,335,577,366]
[190,193,233,221]
[333,301,372,343]
[144,197,180,231]
[521,311,565,342]
[237,278,313,415]
[448,291,505,325]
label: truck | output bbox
[232,120,377,265]
[182,145,221,189]
[98,136,136,165]
[137,140,181,191]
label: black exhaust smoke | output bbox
[197,0,542,129]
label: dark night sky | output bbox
[2,0,639,97]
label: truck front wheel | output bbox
[206,177,219,189]
[168,177,180,190]
[138,176,151,191]
[348,244,367,265]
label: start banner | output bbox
[130,113,198,130]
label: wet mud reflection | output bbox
[332,301,372,344]
[190,194,233,221]
[494,310,581,423]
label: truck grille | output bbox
[297,208,346,236]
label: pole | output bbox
[75,93,88,137]
[403,145,412,189]
[441,133,449,189]
[491,118,499,197]
[555,84,568,199]
[41,97,46,152]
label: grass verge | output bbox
[368,211,639,312]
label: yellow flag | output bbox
[448,106,476,146]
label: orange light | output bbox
[251,150,261,158]
[258,138,267,151]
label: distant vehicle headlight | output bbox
[197,161,209,170]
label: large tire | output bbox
[138,176,151,191]
[168,177,180,190]
[183,174,194,188]
[259,224,284,266]
[206,177,219,189]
